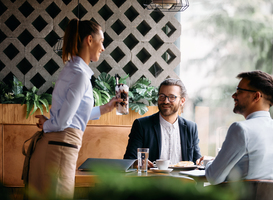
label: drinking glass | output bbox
[137,148,149,173]
[115,84,129,115]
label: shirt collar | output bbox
[246,111,271,120]
[159,113,179,130]
[71,56,94,79]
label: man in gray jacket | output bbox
[205,70,273,185]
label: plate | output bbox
[169,165,197,170]
[150,168,173,173]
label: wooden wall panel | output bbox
[87,106,158,126]
[77,125,132,168]
[2,104,50,125]
[2,104,158,126]
[0,124,3,183]
[0,104,2,124]
[3,125,37,187]
[1,105,159,187]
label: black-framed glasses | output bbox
[236,87,257,93]
[158,94,180,102]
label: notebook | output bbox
[78,158,137,172]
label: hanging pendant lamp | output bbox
[144,0,189,12]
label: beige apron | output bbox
[23,128,83,199]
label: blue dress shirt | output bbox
[43,56,100,133]
[206,111,273,185]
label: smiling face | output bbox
[89,29,105,62]
[232,78,255,117]
[158,85,185,122]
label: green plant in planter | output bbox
[0,76,52,119]
[129,77,158,115]
[21,86,52,119]
[0,76,24,104]
[92,72,128,106]
[92,73,158,115]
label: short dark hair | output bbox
[237,70,273,106]
[158,78,187,98]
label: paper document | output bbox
[179,170,205,177]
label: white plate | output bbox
[169,165,197,170]
[150,168,173,173]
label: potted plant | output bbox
[1,73,158,119]
[0,76,52,119]
[92,72,158,115]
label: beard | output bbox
[158,102,180,117]
[233,100,248,114]
[233,104,246,114]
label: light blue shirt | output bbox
[43,56,100,133]
[206,111,273,185]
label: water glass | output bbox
[137,148,149,173]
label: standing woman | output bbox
[27,18,121,199]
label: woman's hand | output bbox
[99,97,123,115]
[35,115,49,130]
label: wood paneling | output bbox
[0,104,2,124]
[0,124,2,183]
[77,125,131,168]
[3,125,37,187]
[2,104,50,125]
[1,104,158,125]
[0,104,158,187]
[87,106,159,126]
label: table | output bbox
[75,168,208,187]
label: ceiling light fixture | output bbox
[144,0,189,12]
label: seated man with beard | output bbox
[124,78,202,167]
[205,71,273,185]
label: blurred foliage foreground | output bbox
[1,167,253,200]
[87,168,250,200]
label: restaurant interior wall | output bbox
[0,0,181,93]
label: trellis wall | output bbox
[0,0,181,94]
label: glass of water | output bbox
[137,148,149,173]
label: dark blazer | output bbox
[124,112,202,163]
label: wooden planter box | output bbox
[0,104,158,125]
[0,104,158,187]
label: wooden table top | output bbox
[75,168,207,187]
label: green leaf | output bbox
[135,88,147,96]
[39,98,49,113]
[30,101,38,116]
[31,86,38,94]
[37,103,44,115]
[34,94,39,102]
[26,100,34,119]
[96,81,112,91]
[128,91,134,98]
[119,74,129,84]
[12,76,23,95]
[97,72,114,84]
[129,102,149,115]
[93,88,102,106]
[41,93,52,105]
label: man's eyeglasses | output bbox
[236,87,257,93]
[158,94,180,102]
